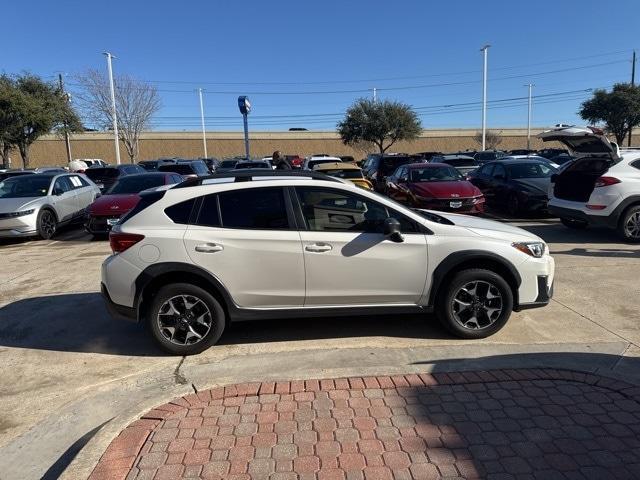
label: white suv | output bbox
[541,126,640,242]
[101,170,555,355]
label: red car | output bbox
[85,172,182,236]
[385,163,485,214]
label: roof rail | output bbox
[173,169,342,189]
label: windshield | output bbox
[320,169,363,179]
[0,176,51,198]
[442,158,476,167]
[509,163,556,179]
[410,166,464,182]
[220,160,239,168]
[380,156,413,175]
[107,175,166,194]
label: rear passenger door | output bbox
[68,174,96,212]
[183,187,305,308]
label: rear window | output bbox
[164,198,196,224]
[442,158,476,167]
[508,163,556,179]
[220,160,238,168]
[159,164,194,175]
[85,168,120,179]
[191,162,209,174]
[235,162,270,169]
[195,195,220,227]
[218,187,289,229]
[108,175,167,194]
[320,169,363,179]
[308,159,339,169]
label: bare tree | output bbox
[473,130,503,150]
[74,70,160,162]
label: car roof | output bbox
[405,162,450,169]
[439,154,475,160]
[489,158,548,165]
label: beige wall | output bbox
[6,128,636,168]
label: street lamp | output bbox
[238,96,251,159]
[480,45,490,151]
[103,52,120,164]
[525,84,534,150]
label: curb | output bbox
[86,367,640,480]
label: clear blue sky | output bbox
[3,0,639,131]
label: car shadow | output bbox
[515,222,633,246]
[0,223,95,247]
[0,293,448,355]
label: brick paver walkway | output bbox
[89,369,640,480]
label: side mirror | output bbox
[53,187,64,196]
[383,217,404,243]
[550,174,558,183]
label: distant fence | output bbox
[6,128,636,168]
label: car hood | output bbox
[0,197,45,214]
[435,211,543,242]
[511,178,550,195]
[89,194,140,215]
[537,126,620,161]
[409,180,480,198]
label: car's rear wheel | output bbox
[36,209,57,239]
[560,217,588,230]
[436,269,513,339]
[618,205,640,243]
[148,283,225,355]
[506,193,520,217]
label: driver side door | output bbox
[295,186,428,306]
[50,176,78,222]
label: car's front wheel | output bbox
[618,205,640,243]
[36,209,57,239]
[436,269,513,339]
[148,283,225,355]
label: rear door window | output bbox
[217,187,289,230]
[165,198,197,224]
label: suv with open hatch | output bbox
[541,126,640,242]
[101,170,554,355]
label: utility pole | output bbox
[103,52,120,164]
[198,88,208,158]
[480,45,490,151]
[58,73,73,163]
[629,50,636,147]
[525,84,533,150]
[373,88,377,102]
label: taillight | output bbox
[594,176,620,187]
[109,232,144,254]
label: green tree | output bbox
[337,98,422,155]
[0,74,82,168]
[580,83,640,145]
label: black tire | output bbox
[36,209,57,239]
[618,205,640,243]
[435,268,513,339]
[506,193,520,217]
[148,283,225,355]
[560,217,588,230]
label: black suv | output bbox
[138,158,178,171]
[158,160,210,178]
[362,154,415,192]
[84,164,146,192]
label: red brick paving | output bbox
[89,369,640,479]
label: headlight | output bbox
[0,209,35,219]
[512,242,545,258]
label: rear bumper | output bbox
[549,205,616,228]
[101,283,137,322]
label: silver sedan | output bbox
[0,172,100,239]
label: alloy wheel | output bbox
[40,211,56,238]
[624,211,640,239]
[157,295,213,346]
[451,280,503,330]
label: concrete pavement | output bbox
[0,219,638,479]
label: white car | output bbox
[303,156,343,170]
[0,172,100,239]
[69,158,107,172]
[542,126,640,242]
[101,170,554,355]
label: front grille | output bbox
[427,197,476,210]
[87,215,120,231]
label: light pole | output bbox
[198,88,208,158]
[373,88,377,102]
[525,84,533,150]
[103,52,120,164]
[57,73,73,163]
[480,45,490,151]
[238,96,251,159]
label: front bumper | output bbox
[0,213,39,238]
[101,283,137,322]
[85,214,122,235]
[514,254,555,311]
[516,275,554,310]
[416,198,484,214]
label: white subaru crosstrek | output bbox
[541,126,640,242]
[101,170,555,355]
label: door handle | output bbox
[195,243,223,253]
[305,243,332,253]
